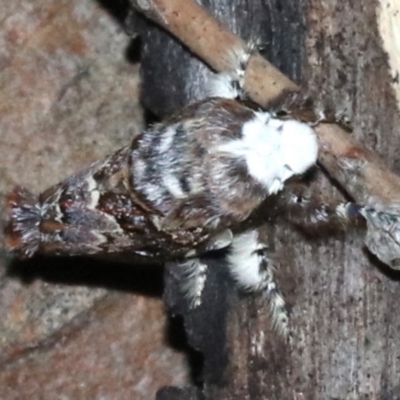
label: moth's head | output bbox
[274,118,319,178]
[216,112,318,194]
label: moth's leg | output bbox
[207,41,257,101]
[278,188,364,235]
[169,230,233,309]
[226,230,289,336]
[169,257,208,309]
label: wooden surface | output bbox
[134,0,400,398]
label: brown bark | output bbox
[132,0,400,398]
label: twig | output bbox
[131,0,297,102]
[316,123,400,205]
[130,0,400,267]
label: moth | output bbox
[4,48,321,336]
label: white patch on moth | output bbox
[19,202,41,256]
[265,282,288,336]
[40,186,64,223]
[253,110,272,123]
[268,179,284,194]
[150,215,163,231]
[89,189,100,209]
[205,229,233,251]
[86,175,97,191]
[227,230,270,291]
[208,73,241,99]
[205,216,221,230]
[133,159,146,179]
[216,113,318,194]
[159,126,177,153]
[86,176,100,209]
[226,230,289,336]
[162,174,186,199]
[187,174,203,194]
[225,43,252,79]
[185,249,197,258]
[209,41,259,100]
[143,183,163,204]
[336,202,352,220]
[203,44,253,101]
[188,180,201,194]
[174,258,208,308]
[268,118,318,175]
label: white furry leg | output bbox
[172,258,208,308]
[207,41,258,100]
[208,73,245,100]
[226,230,289,336]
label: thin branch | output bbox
[130,0,400,267]
[131,0,297,101]
[316,123,400,205]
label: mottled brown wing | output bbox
[4,146,209,260]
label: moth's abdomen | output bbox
[4,186,41,259]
